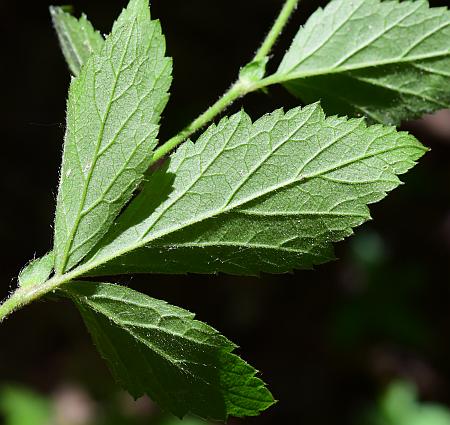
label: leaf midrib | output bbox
[77,293,225,377]
[59,19,137,273]
[274,49,450,85]
[142,137,404,244]
[276,0,449,82]
[83,292,226,349]
[319,0,423,69]
[82,126,423,274]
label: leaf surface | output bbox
[63,281,274,420]
[18,252,54,288]
[276,0,450,124]
[50,6,104,76]
[53,0,172,273]
[83,104,425,276]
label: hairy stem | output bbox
[0,268,83,323]
[0,0,301,324]
[0,282,56,323]
[254,0,299,62]
[151,82,245,163]
[150,0,300,165]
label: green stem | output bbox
[0,293,23,323]
[151,81,245,163]
[0,0,301,324]
[0,268,82,323]
[150,0,300,165]
[254,0,299,62]
[0,282,55,323]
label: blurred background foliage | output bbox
[3,380,450,425]
[0,0,449,424]
[363,381,450,425]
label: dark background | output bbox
[0,0,449,424]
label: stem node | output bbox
[150,0,300,165]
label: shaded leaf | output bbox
[63,281,274,420]
[50,6,104,76]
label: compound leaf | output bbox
[54,0,172,273]
[18,252,54,288]
[82,104,425,276]
[50,6,104,76]
[276,0,450,125]
[63,281,274,420]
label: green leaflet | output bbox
[18,252,54,288]
[63,281,274,420]
[81,104,426,276]
[53,0,172,274]
[239,58,268,83]
[50,6,104,76]
[275,0,450,125]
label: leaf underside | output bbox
[34,0,435,423]
[276,0,450,125]
[82,103,425,277]
[50,6,104,76]
[64,281,275,420]
[53,0,172,274]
